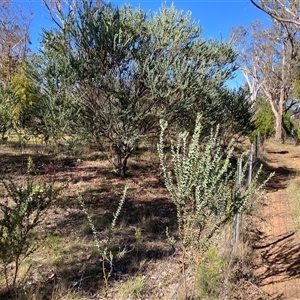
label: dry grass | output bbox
[0,140,176,299]
[0,138,267,299]
[287,177,300,235]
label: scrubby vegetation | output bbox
[0,120,271,299]
[1,0,294,299]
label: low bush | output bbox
[158,114,272,298]
[0,158,60,295]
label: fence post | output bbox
[247,143,254,186]
[234,143,255,250]
[234,158,243,246]
[255,132,260,159]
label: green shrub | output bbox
[250,97,275,142]
[196,247,224,299]
[0,158,60,293]
[282,110,295,140]
[158,115,267,251]
[158,114,272,298]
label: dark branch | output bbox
[250,0,300,26]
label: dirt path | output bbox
[254,142,300,299]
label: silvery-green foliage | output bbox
[78,186,127,292]
[158,115,270,249]
[39,1,249,176]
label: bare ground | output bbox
[254,141,300,300]
[1,139,300,299]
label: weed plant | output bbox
[0,158,60,294]
[196,246,224,299]
[78,186,128,295]
[158,115,272,298]
[119,276,146,299]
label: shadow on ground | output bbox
[252,231,300,300]
[258,158,295,192]
[248,146,300,299]
[0,146,178,299]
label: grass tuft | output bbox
[119,276,147,299]
[287,178,300,234]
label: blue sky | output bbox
[21,0,271,46]
[15,0,271,87]
[111,0,270,39]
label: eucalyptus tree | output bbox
[41,1,252,176]
[251,0,300,122]
[0,0,31,87]
[232,24,262,104]
[251,0,300,27]
[232,19,300,141]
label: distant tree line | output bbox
[233,0,300,143]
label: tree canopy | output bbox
[251,0,300,27]
[232,17,300,142]
[36,1,253,176]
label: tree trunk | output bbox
[120,154,129,178]
[274,113,283,142]
[113,144,133,177]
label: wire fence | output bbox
[234,133,261,248]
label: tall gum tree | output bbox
[232,18,300,141]
[250,0,300,128]
[251,0,300,27]
[0,0,31,87]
